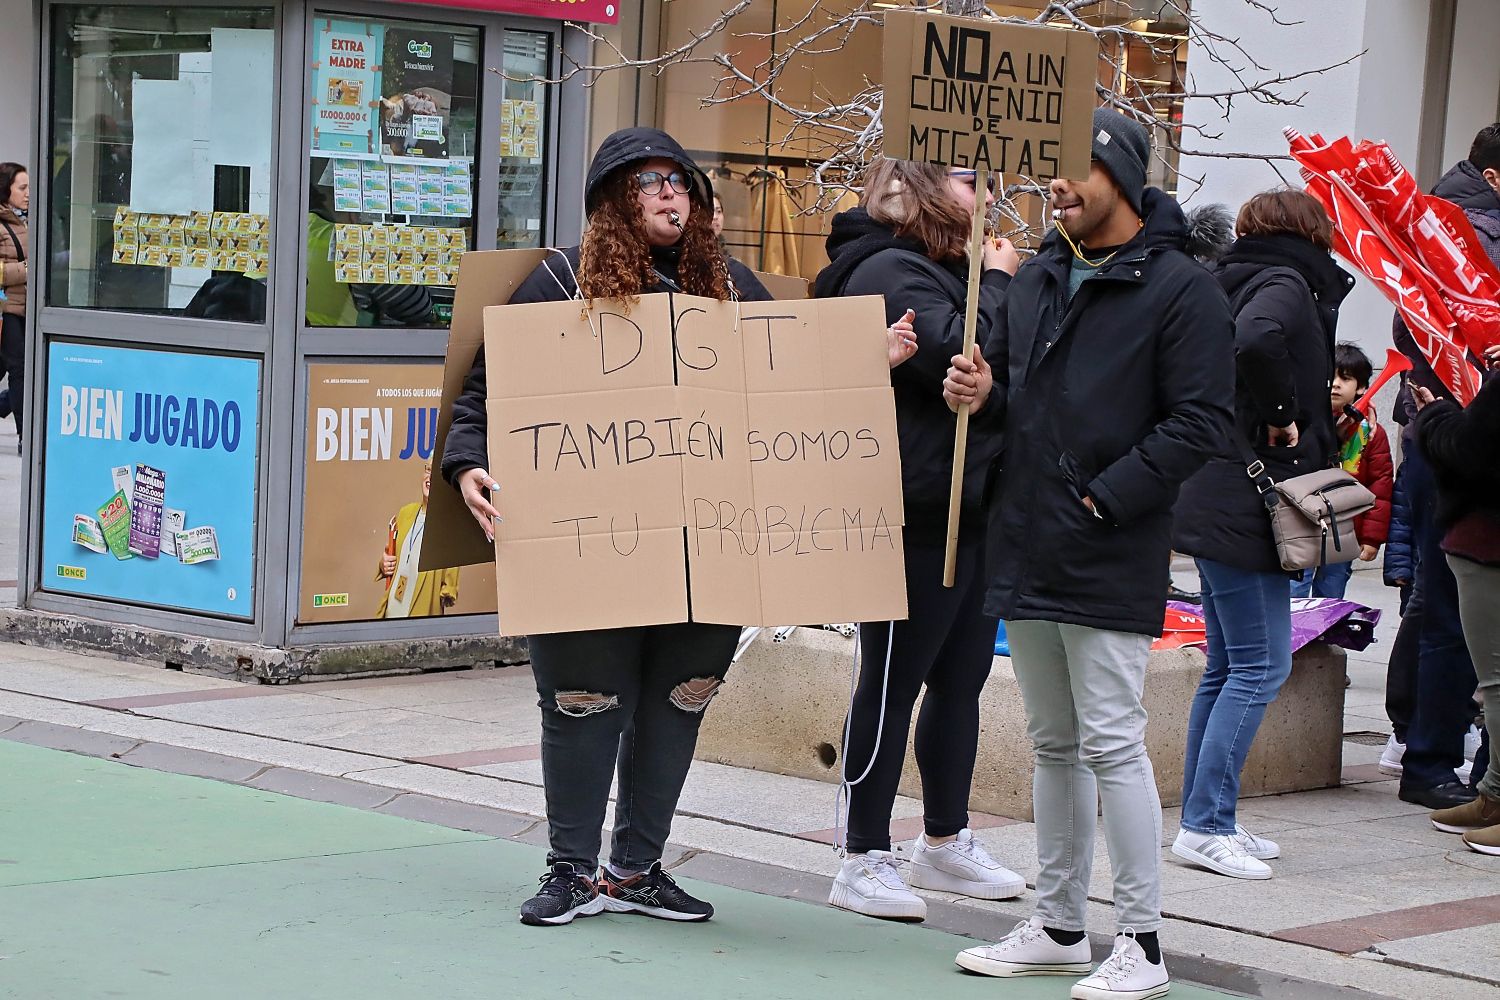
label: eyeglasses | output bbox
[948,170,996,193]
[635,170,692,197]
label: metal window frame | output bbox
[22,0,589,650]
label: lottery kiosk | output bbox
[16,0,618,678]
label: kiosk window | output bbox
[497,30,551,251]
[305,15,479,329]
[48,7,277,320]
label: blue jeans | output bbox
[1290,560,1353,599]
[1181,558,1294,835]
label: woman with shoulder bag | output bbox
[1171,189,1355,879]
[0,162,29,451]
[811,157,1025,921]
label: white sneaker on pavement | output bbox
[828,850,926,921]
[1172,828,1272,879]
[1458,725,1481,784]
[1378,734,1405,776]
[956,916,1093,977]
[1071,930,1170,1000]
[907,828,1025,900]
[1232,823,1279,860]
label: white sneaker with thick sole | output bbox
[828,850,926,921]
[907,828,1025,900]
[1172,828,1272,879]
[1458,725,1482,784]
[1378,734,1405,777]
[955,916,1093,977]
[1232,823,1280,860]
[1071,931,1170,1000]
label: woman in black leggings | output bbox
[812,157,1023,921]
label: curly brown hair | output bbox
[578,167,731,305]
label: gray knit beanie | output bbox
[1090,108,1151,217]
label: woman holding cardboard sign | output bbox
[443,128,776,928]
[812,157,1023,921]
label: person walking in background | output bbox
[813,157,1024,922]
[0,162,29,453]
[1291,342,1393,599]
[944,109,1233,1000]
[444,127,773,929]
[1413,345,1500,855]
[1172,190,1353,880]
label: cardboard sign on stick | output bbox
[420,248,548,572]
[482,293,907,636]
[881,9,1096,180]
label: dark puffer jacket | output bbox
[977,188,1235,635]
[1173,234,1354,573]
[442,130,772,486]
[1417,373,1500,567]
[813,208,1008,539]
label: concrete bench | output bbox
[696,629,1345,822]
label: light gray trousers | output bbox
[1449,554,1500,802]
[1007,619,1163,932]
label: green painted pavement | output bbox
[0,741,1237,999]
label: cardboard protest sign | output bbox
[750,268,809,301]
[881,9,1095,180]
[419,248,548,573]
[483,293,907,636]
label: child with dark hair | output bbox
[1292,342,1395,598]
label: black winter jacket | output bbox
[813,208,1008,539]
[1382,460,1416,586]
[977,188,1234,635]
[1172,234,1354,573]
[1416,374,1500,567]
[441,245,773,486]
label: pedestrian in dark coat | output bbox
[1388,124,1500,812]
[1171,190,1353,880]
[442,127,771,929]
[1413,345,1500,853]
[946,108,1233,996]
[813,158,1026,921]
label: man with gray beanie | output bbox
[944,107,1234,999]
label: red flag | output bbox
[1287,130,1498,405]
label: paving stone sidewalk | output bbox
[0,595,1496,1000]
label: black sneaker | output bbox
[1399,780,1478,811]
[519,862,607,926]
[599,861,714,922]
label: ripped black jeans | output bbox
[528,621,739,873]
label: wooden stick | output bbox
[943,166,989,588]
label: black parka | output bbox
[1172,234,1354,573]
[977,188,1235,635]
[814,208,1009,539]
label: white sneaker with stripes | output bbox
[1171,828,1272,879]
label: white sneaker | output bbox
[1458,725,1481,784]
[828,851,926,921]
[908,829,1025,900]
[1071,930,1170,1000]
[1378,733,1405,776]
[1172,828,1272,879]
[1232,823,1280,860]
[955,916,1092,977]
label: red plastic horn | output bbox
[1354,348,1415,416]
